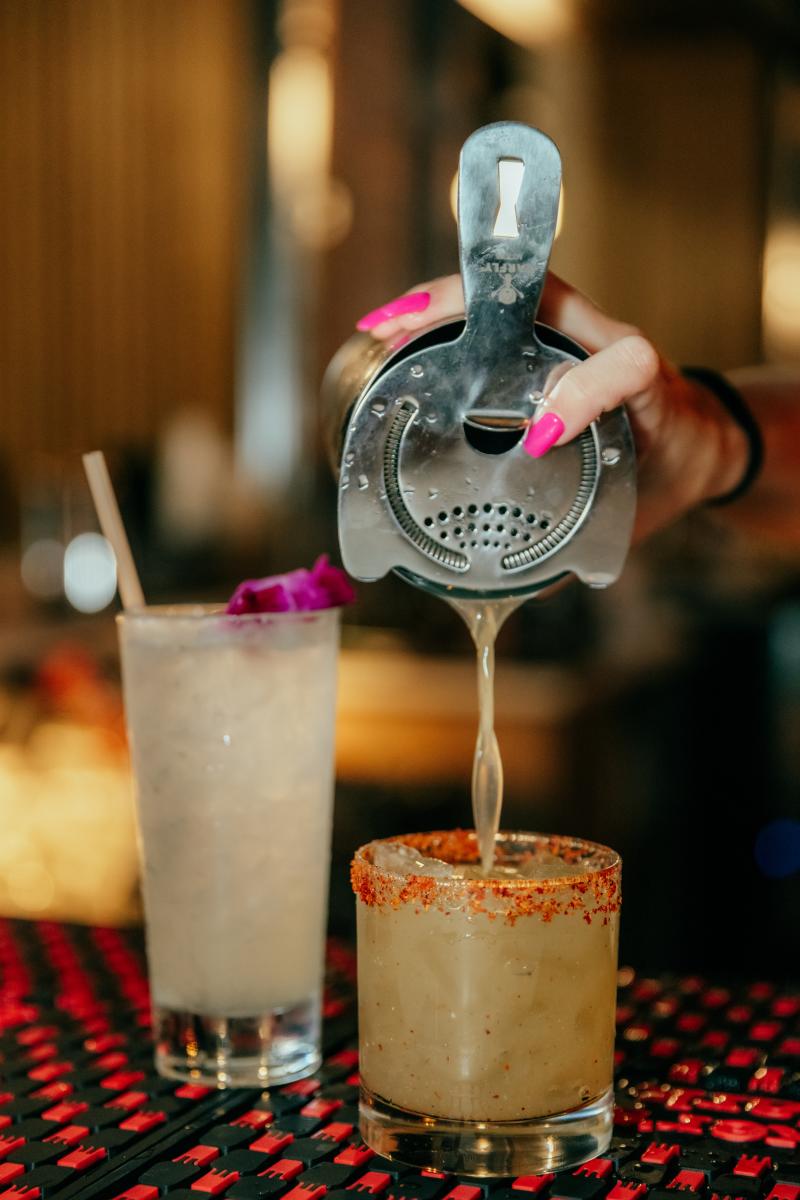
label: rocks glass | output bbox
[352,830,621,1176]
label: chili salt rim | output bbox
[350,829,621,923]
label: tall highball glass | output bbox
[118,605,340,1087]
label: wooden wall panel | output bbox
[0,0,253,478]
[546,38,764,370]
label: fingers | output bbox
[355,275,464,343]
[355,272,663,463]
[523,334,662,458]
[539,273,640,354]
[356,290,431,331]
[357,271,637,352]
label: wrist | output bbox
[680,367,760,506]
[703,387,750,502]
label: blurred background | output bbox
[1,0,800,975]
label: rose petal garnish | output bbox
[225,555,356,615]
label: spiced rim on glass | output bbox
[352,829,621,1177]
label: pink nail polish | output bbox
[523,412,565,458]
[356,291,431,331]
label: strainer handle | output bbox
[457,122,561,345]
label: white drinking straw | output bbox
[82,450,146,610]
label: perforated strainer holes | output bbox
[422,501,559,552]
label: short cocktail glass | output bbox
[117,605,340,1087]
[352,830,621,1177]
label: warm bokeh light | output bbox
[450,170,564,239]
[291,176,354,251]
[457,0,576,45]
[267,0,351,249]
[0,725,138,925]
[268,43,352,248]
[269,47,334,203]
[493,158,525,237]
[763,222,800,358]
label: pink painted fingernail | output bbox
[356,291,431,331]
[523,412,565,458]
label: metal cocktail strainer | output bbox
[323,122,636,600]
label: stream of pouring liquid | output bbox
[448,597,524,874]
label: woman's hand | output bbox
[356,274,749,541]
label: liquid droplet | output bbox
[344,451,355,466]
[410,364,424,378]
[602,446,621,466]
[425,413,437,424]
[370,401,386,417]
[428,488,439,499]
[358,474,369,490]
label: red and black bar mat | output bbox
[0,920,798,1199]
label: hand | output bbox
[356,274,749,541]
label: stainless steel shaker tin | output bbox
[323,123,636,601]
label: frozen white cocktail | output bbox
[118,557,351,1086]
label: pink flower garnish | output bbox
[225,555,356,615]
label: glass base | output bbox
[154,996,321,1087]
[359,1084,614,1177]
